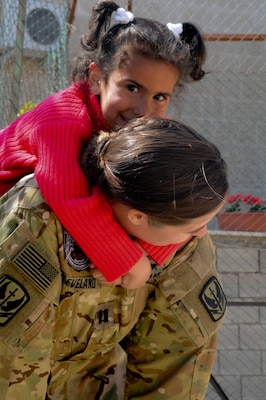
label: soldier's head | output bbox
[81,116,228,245]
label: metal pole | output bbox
[210,375,230,400]
[9,0,27,123]
[68,0,78,35]
[127,0,133,12]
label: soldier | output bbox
[0,117,227,399]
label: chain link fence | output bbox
[0,0,70,126]
[1,1,266,399]
[128,1,266,399]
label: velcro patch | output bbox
[11,242,59,293]
[0,275,30,326]
[200,276,227,322]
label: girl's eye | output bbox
[154,94,167,102]
[127,84,139,93]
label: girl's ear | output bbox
[127,209,148,226]
[88,62,103,95]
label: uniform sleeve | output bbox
[0,180,61,400]
[124,234,226,399]
[33,120,143,282]
[125,327,218,399]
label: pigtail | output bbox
[81,1,119,51]
[181,22,206,81]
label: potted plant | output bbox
[217,193,266,232]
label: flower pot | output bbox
[217,212,266,232]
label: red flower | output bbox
[225,193,266,212]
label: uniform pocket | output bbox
[51,284,150,360]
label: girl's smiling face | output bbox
[89,53,180,129]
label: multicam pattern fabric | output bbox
[0,175,227,399]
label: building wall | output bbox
[210,232,266,399]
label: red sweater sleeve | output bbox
[138,239,190,265]
[33,118,144,282]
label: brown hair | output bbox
[72,1,206,86]
[81,116,228,225]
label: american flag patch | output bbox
[11,242,59,292]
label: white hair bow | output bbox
[167,23,183,39]
[113,7,134,24]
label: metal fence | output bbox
[129,1,266,399]
[1,1,266,399]
[136,0,266,400]
[127,1,266,399]
[0,0,70,126]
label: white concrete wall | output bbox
[210,232,266,400]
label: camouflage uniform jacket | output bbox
[0,175,227,399]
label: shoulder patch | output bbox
[200,276,227,321]
[0,275,30,326]
[63,230,91,271]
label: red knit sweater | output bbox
[0,82,182,281]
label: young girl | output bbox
[0,116,228,400]
[0,1,206,288]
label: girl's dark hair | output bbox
[72,0,206,85]
[81,116,228,225]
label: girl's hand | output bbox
[90,252,151,289]
[90,266,122,286]
[120,253,151,289]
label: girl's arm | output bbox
[33,120,144,282]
